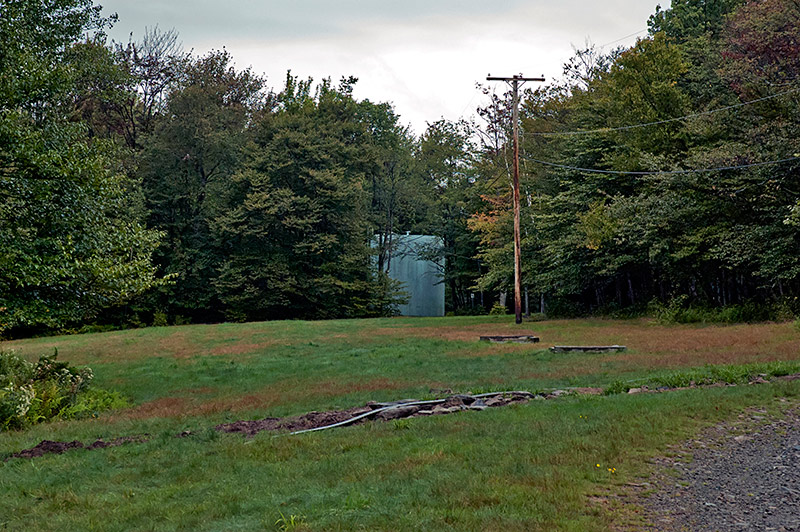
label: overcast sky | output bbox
[98,0,665,135]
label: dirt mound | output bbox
[6,436,146,461]
[10,440,85,459]
[216,405,374,437]
[215,392,536,437]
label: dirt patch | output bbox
[216,405,374,436]
[215,392,536,437]
[6,436,146,461]
[7,392,536,461]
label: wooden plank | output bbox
[479,335,540,343]
[550,345,626,353]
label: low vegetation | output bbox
[1,316,798,531]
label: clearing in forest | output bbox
[1,316,799,531]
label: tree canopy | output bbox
[2,0,798,335]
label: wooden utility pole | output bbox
[486,74,545,324]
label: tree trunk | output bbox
[627,273,635,305]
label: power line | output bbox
[525,155,800,175]
[599,28,648,48]
[528,86,800,137]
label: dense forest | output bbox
[1,0,799,337]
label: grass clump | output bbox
[0,349,127,431]
[605,360,800,394]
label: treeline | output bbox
[473,0,800,319]
[1,0,485,336]
[2,0,799,337]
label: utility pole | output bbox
[486,74,545,324]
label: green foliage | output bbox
[653,296,797,324]
[649,0,744,41]
[139,49,266,322]
[213,75,402,321]
[0,0,163,335]
[274,512,307,532]
[0,349,125,430]
[151,311,168,327]
[471,0,800,320]
[416,119,485,312]
[0,113,163,334]
[5,0,799,332]
[489,303,508,315]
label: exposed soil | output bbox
[215,391,539,437]
[5,435,146,461]
[216,405,374,436]
[639,400,800,531]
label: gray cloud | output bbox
[102,0,530,42]
[98,0,662,133]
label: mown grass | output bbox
[1,316,799,531]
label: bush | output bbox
[489,303,508,315]
[0,349,126,431]
[152,311,168,327]
[653,296,796,325]
[173,314,192,326]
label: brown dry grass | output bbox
[372,320,799,361]
[117,377,410,419]
[366,323,542,343]
[5,328,205,363]
[5,326,284,363]
[8,317,798,422]
[157,330,198,359]
[366,319,800,380]
[122,397,191,419]
[209,340,277,356]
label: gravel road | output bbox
[643,399,800,531]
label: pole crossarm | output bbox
[484,73,545,324]
[486,76,545,82]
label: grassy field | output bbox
[1,316,799,531]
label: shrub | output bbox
[0,349,126,431]
[653,296,796,325]
[489,303,508,315]
[152,311,168,327]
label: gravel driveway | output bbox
[643,399,800,531]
